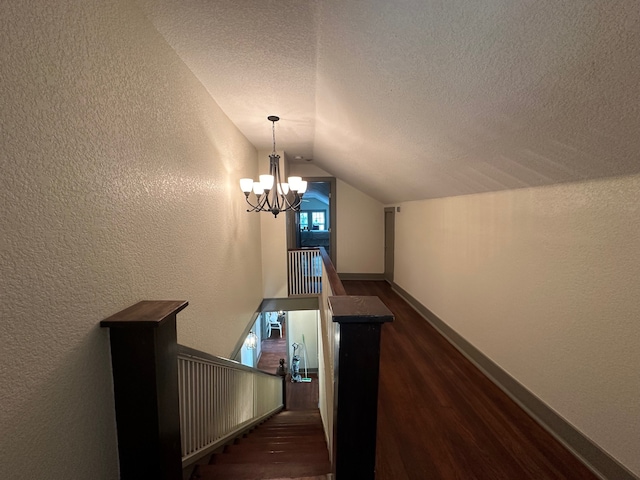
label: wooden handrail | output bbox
[178,344,281,378]
[101,300,188,327]
[318,246,346,296]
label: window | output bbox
[311,211,325,230]
[300,212,309,230]
[299,210,326,231]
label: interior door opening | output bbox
[288,177,337,267]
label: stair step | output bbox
[257,425,323,431]
[225,441,328,454]
[240,435,326,444]
[250,431,324,438]
[212,450,329,465]
[192,409,330,480]
[193,462,331,480]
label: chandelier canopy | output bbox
[240,116,307,217]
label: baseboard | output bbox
[338,273,385,281]
[389,280,638,480]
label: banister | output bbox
[101,300,187,480]
[318,246,346,295]
[101,301,285,480]
[314,248,394,479]
[178,344,281,378]
[177,344,284,468]
[329,295,393,479]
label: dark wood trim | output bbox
[338,272,385,281]
[100,300,188,328]
[102,301,187,480]
[319,246,346,296]
[329,295,394,324]
[329,295,394,480]
[389,280,637,480]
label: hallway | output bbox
[343,281,597,480]
[256,315,320,411]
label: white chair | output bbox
[266,312,282,338]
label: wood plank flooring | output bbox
[342,280,598,480]
[257,319,287,375]
[257,318,320,412]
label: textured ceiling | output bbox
[141,0,640,204]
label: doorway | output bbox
[288,177,337,267]
[256,311,288,375]
[384,207,395,283]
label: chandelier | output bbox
[240,116,307,217]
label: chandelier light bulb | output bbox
[253,183,264,195]
[277,182,290,195]
[240,178,254,193]
[288,176,302,192]
[259,174,275,191]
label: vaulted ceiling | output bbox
[141,0,640,204]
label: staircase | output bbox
[191,409,331,480]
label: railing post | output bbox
[101,300,188,480]
[329,296,394,479]
[277,357,287,410]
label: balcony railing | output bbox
[288,248,322,296]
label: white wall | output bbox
[289,164,385,274]
[0,1,263,478]
[394,174,640,477]
[336,179,384,274]
[260,149,289,298]
[287,310,319,371]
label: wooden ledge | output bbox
[329,296,394,324]
[320,247,346,296]
[100,300,188,328]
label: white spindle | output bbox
[177,352,283,465]
[288,248,322,296]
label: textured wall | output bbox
[258,150,289,299]
[0,1,262,478]
[394,175,640,476]
[336,180,384,274]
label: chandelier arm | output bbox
[244,196,263,212]
[262,190,274,211]
[271,152,302,212]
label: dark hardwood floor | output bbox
[257,320,287,375]
[342,280,597,480]
[257,318,320,412]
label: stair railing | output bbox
[177,345,283,467]
[288,247,322,296]
[101,302,284,480]
[315,247,394,480]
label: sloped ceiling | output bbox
[141,0,640,204]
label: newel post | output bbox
[330,296,394,480]
[101,300,188,480]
